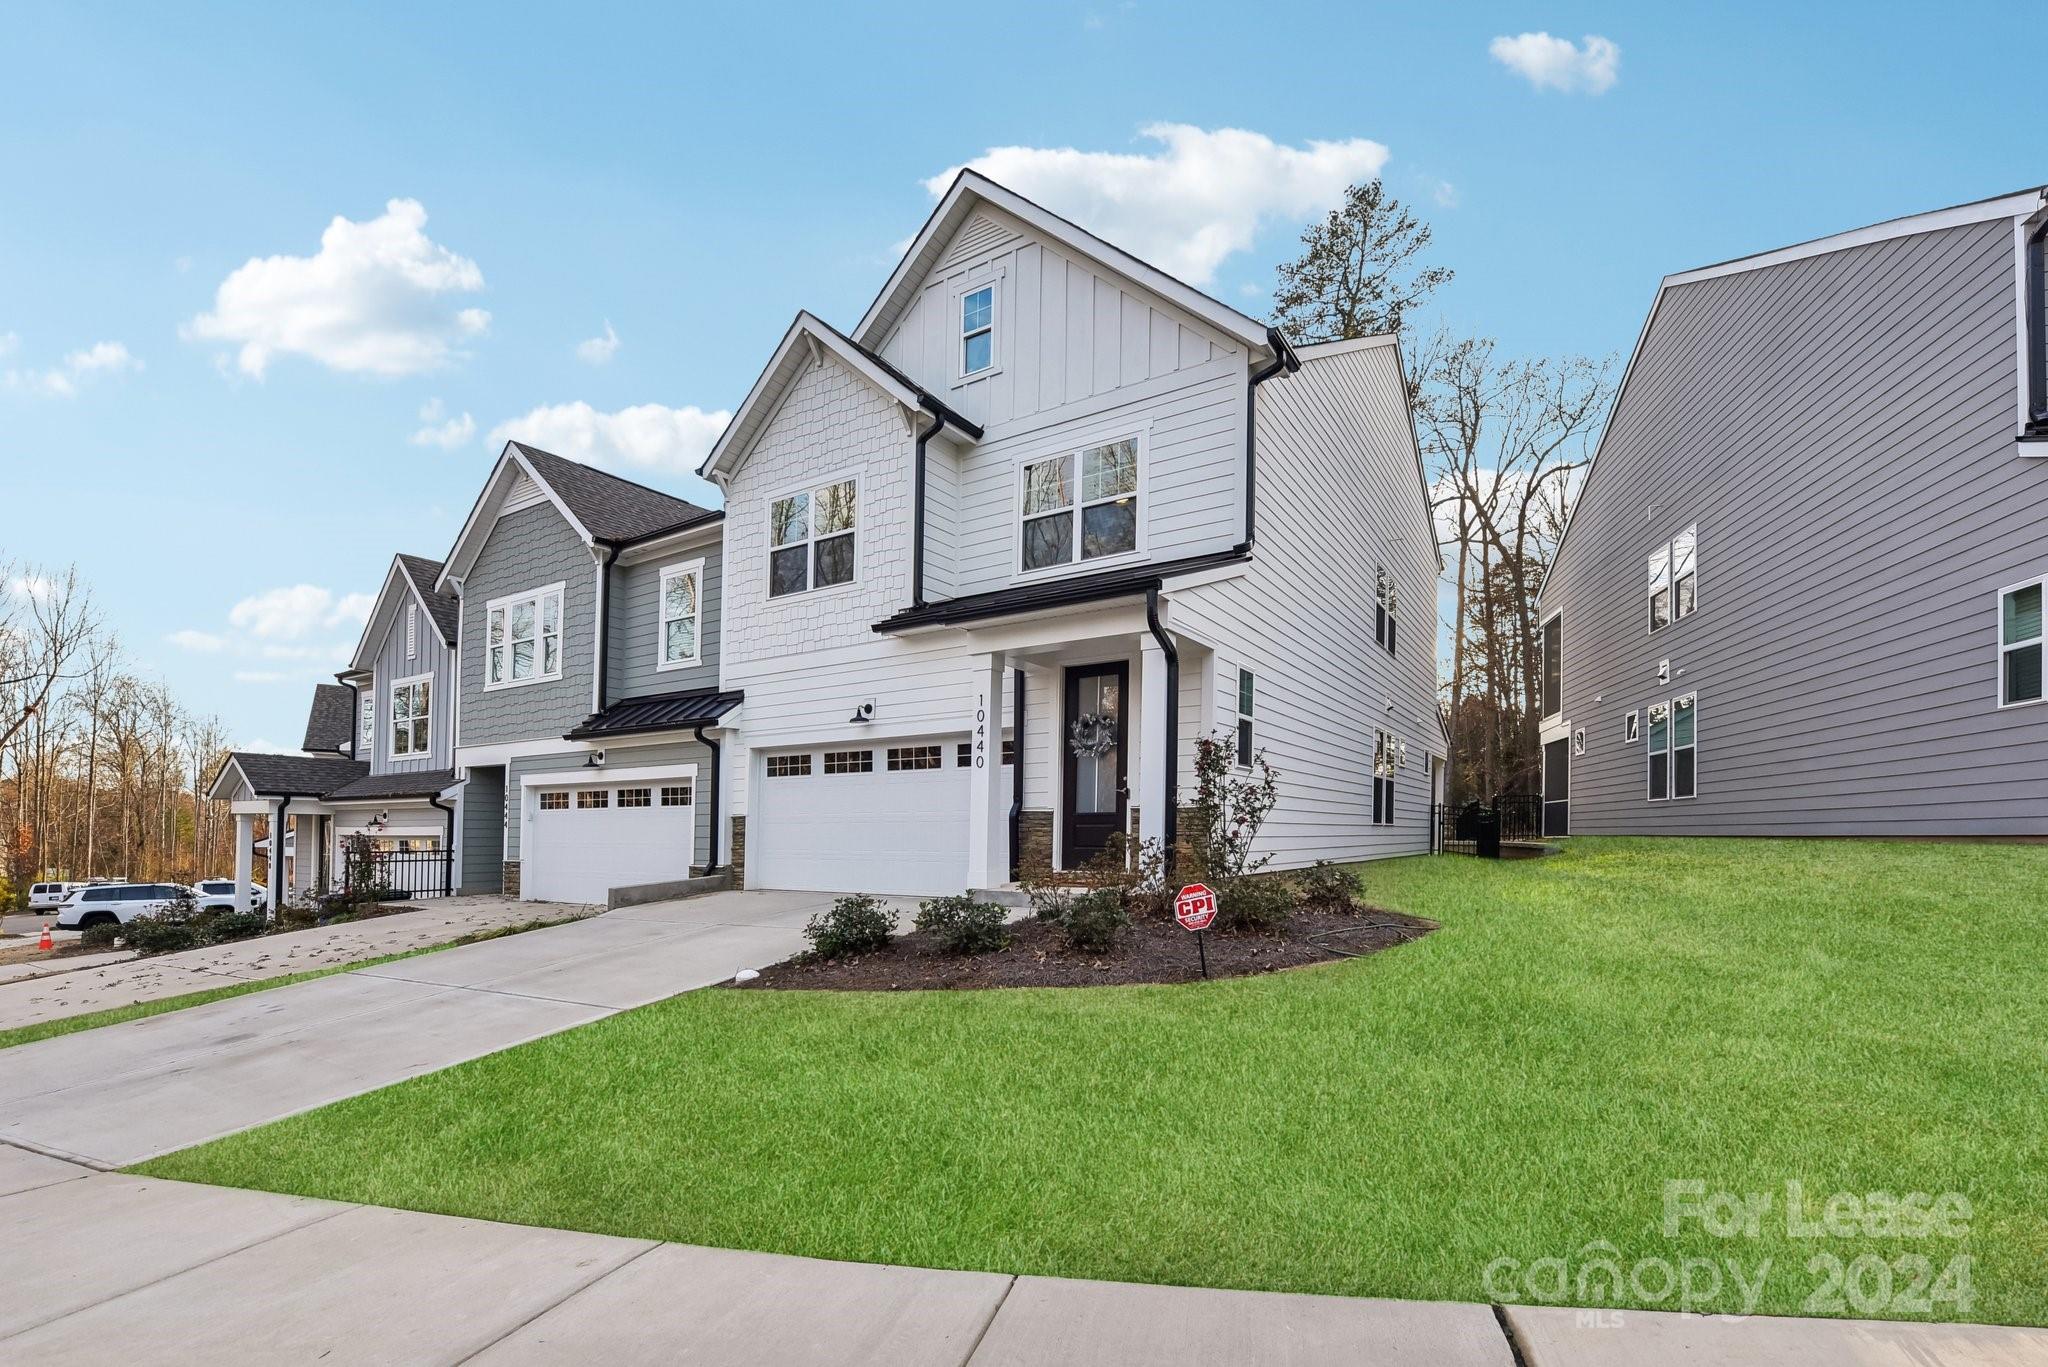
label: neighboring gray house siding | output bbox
[368,599,455,775]
[608,543,723,700]
[1540,217,2048,837]
[460,766,505,893]
[504,740,716,865]
[458,503,598,747]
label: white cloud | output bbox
[185,198,490,378]
[1489,33,1620,94]
[239,735,298,752]
[0,332,18,358]
[1432,180,1460,209]
[925,123,1390,285]
[489,402,730,491]
[232,671,295,686]
[576,321,620,366]
[410,397,476,449]
[168,629,226,653]
[226,584,371,641]
[5,339,141,398]
[9,574,55,601]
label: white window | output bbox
[361,695,375,755]
[768,478,857,598]
[406,604,417,661]
[657,560,703,670]
[1672,694,1698,800]
[1648,526,1698,632]
[1625,710,1639,744]
[1646,701,1670,801]
[1371,731,1395,826]
[1019,438,1140,573]
[486,583,565,689]
[1236,669,1255,766]
[1572,728,1586,757]
[2000,576,2045,707]
[389,676,430,759]
[960,284,995,377]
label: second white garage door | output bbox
[750,742,969,896]
[524,775,695,905]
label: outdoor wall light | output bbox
[584,750,607,768]
[849,700,875,723]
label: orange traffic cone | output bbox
[39,923,54,952]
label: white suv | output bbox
[27,882,82,912]
[55,883,194,930]
[193,880,269,913]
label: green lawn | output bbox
[134,839,2048,1324]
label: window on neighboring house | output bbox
[486,584,564,688]
[824,750,873,775]
[887,744,943,771]
[1647,701,1671,801]
[2001,577,2044,706]
[661,784,692,807]
[769,478,857,597]
[406,604,417,660]
[539,791,569,811]
[1649,526,1698,632]
[1625,710,1639,744]
[1375,567,1398,655]
[1370,730,1395,825]
[1019,439,1139,572]
[1541,616,1562,718]
[576,789,609,810]
[961,285,995,376]
[361,695,374,755]
[1672,694,1698,799]
[1236,668,1255,766]
[618,788,651,808]
[766,754,811,778]
[658,561,702,669]
[389,677,430,758]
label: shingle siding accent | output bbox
[1540,217,2048,836]
[458,503,597,748]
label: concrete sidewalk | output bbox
[0,891,829,1167]
[3,1150,2041,1366]
[0,895,603,1031]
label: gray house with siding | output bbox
[1536,186,2048,838]
[437,442,735,904]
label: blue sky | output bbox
[3,1,2040,750]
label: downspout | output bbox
[690,722,723,874]
[1238,327,1301,552]
[593,541,623,711]
[1007,666,1024,882]
[1144,586,1179,880]
[910,402,945,609]
[428,792,456,896]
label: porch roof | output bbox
[871,548,1249,633]
[212,752,368,801]
[563,687,745,741]
[321,768,459,803]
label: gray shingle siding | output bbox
[1540,217,2048,836]
[460,766,505,892]
[503,740,717,865]
[458,503,597,747]
[608,543,723,700]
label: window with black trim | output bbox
[766,754,812,778]
[1236,668,1255,766]
[1625,710,1639,744]
[1648,526,1698,633]
[1541,616,1561,718]
[825,750,873,775]
[768,479,857,598]
[1370,730,1395,825]
[887,745,943,771]
[1646,701,1670,801]
[1672,694,1698,799]
[2001,576,2044,707]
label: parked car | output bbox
[55,883,195,930]
[27,881,83,912]
[192,879,269,913]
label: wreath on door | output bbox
[1068,713,1118,758]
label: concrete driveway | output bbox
[0,891,832,1169]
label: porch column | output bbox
[1137,636,1171,854]
[965,652,1008,889]
[233,812,256,915]
[272,799,289,905]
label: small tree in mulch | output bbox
[803,894,897,959]
[1183,733,1289,930]
[914,895,1009,955]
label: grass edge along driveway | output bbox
[135,839,2048,1325]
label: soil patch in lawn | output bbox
[737,904,1435,990]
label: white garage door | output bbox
[524,775,694,905]
[750,742,969,896]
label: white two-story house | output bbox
[703,171,1442,896]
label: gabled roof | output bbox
[874,548,1250,633]
[1294,333,1445,575]
[208,752,368,802]
[301,684,356,755]
[346,553,461,675]
[1538,183,2048,607]
[699,312,982,483]
[564,687,745,740]
[321,768,458,803]
[397,555,460,644]
[855,170,1279,360]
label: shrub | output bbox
[1183,733,1280,885]
[1218,872,1295,932]
[123,910,203,955]
[1295,860,1360,914]
[79,921,121,952]
[914,894,1010,955]
[1062,887,1128,953]
[803,893,897,959]
[279,901,322,931]
[1083,834,1172,920]
[200,908,267,942]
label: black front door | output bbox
[1062,663,1129,869]
[1542,738,1571,837]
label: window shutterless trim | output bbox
[1235,666,1255,768]
[764,471,861,601]
[655,557,705,671]
[1010,426,1149,584]
[1645,701,1670,802]
[1996,572,2047,709]
[957,278,999,382]
[482,582,567,691]
[1671,693,1699,800]
[387,672,433,762]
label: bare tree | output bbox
[1270,180,1454,343]
[0,564,97,753]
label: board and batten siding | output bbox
[502,740,715,864]
[366,597,455,775]
[608,541,723,700]
[458,503,599,748]
[1171,341,1441,867]
[1540,216,2048,836]
[459,766,505,893]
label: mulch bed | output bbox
[734,904,1436,991]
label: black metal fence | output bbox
[1431,795,1545,857]
[340,846,453,899]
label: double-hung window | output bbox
[1375,566,1398,654]
[1236,669,1255,766]
[1672,694,1698,799]
[1648,526,1698,632]
[769,478,857,597]
[486,584,564,688]
[2001,576,2044,707]
[1646,701,1670,801]
[1371,731,1396,825]
[1541,615,1562,718]
[960,285,995,377]
[657,560,702,669]
[389,676,430,758]
[1019,439,1139,572]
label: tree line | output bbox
[1269,181,1616,801]
[1,561,244,908]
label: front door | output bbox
[1062,663,1129,869]
[1542,738,1571,837]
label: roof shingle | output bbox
[396,554,460,644]
[300,685,356,755]
[512,443,722,543]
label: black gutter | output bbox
[337,676,362,759]
[1007,666,1024,882]
[1238,327,1301,552]
[428,791,457,896]
[1144,586,1179,880]
[2028,218,2047,433]
[691,721,723,874]
[909,396,982,609]
[592,541,623,711]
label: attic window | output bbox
[961,285,995,377]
